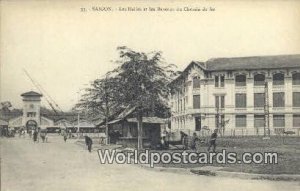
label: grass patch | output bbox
[153,136,300,175]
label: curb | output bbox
[214,171,300,181]
[133,162,300,181]
[79,145,300,182]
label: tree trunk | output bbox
[105,118,109,145]
[137,112,143,150]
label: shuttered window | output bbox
[221,96,225,108]
[193,77,200,89]
[235,75,246,86]
[235,93,247,108]
[215,95,225,109]
[254,93,265,107]
[215,96,219,108]
[236,115,247,127]
[273,73,284,86]
[292,73,300,85]
[215,76,219,87]
[220,76,225,87]
[273,92,285,107]
[293,92,300,107]
[193,95,200,109]
[293,115,300,127]
[273,115,285,127]
[254,74,265,86]
[254,115,265,128]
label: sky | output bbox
[1,0,300,111]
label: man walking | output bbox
[207,129,218,152]
[84,136,93,152]
[63,133,68,142]
[33,130,38,143]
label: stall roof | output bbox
[106,106,136,125]
[72,120,95,128]
[126,117,166,124]
[107,118,123,125]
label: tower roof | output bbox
[21,91,42,97]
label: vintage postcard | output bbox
[1,0,300,191]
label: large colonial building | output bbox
[169,54,300,136]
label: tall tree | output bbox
[113,46,177,149]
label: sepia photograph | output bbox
[0,0,300,190]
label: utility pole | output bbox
[216,100,220,136]
[76,90,80,139]
[104,74,110,145]
[264,81,270,138]
[77,112,80,139]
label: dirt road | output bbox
[1,136,299,191]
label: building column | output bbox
[247,114,254,135]
[285,74,293,130]
[247,76,254,114]
[286,114,293,130]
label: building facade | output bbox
[169,54,300,136]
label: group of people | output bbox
[161,129,219,152]
[62,130,93,153]
[31,129,48,143]
[190,129,219,152]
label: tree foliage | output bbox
[113,46,177,117]
[75,74,120,121]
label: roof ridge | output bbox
[207,54,300,61]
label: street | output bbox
[1,136,299,191]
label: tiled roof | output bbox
[106,106,136,125]
[0,119,8,126]
[170,54,300,85]
[203,54,300,71]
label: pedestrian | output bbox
[207,129,218,152]
[84,136,93,152]
[191,132,199,150]
[33,130,38,143]
[29,130,32,139]
[64,133,67,142]
[37,129,40,143]
[19,129,22,137]
[40,130,47,143]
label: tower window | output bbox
[27,112,36,117]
